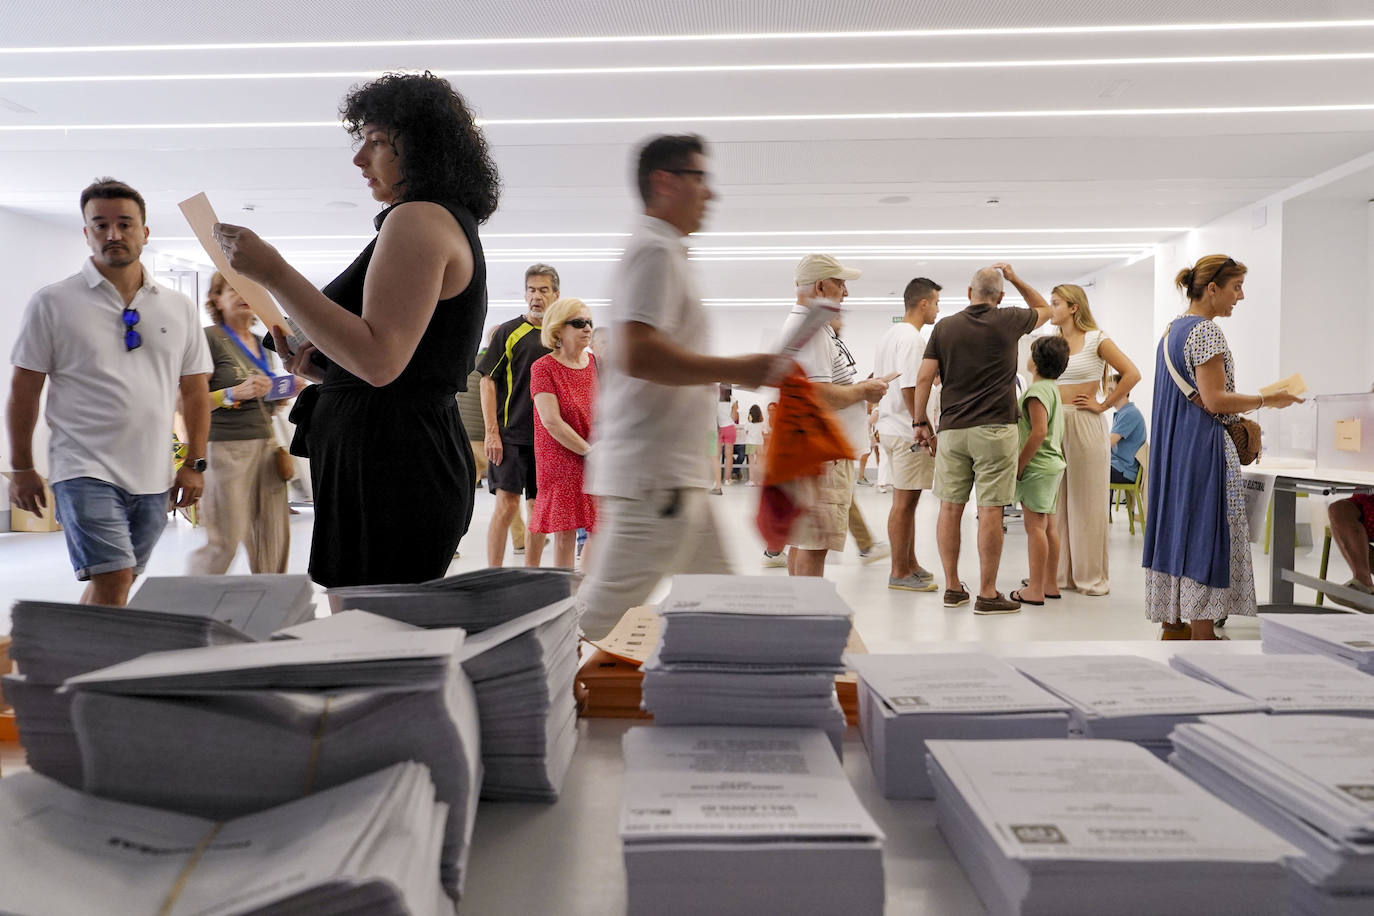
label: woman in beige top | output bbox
[1047,284,1141,597]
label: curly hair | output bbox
[204,271,230,324]
[341,72,500,222]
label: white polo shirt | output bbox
[10,258,213,495]
[586,216,714,498]
[873,320,927,441]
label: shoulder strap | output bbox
[1162,319,1213,414]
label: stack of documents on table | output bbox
[128,574,317,639]
[620,726,884,916]
[928,738,1297,916]
[0,674,79,786]
[63,629,481,901]
[1171,652,1374,714]
[1261,613,1374,673]
[640,575,851,753]
[1171,714,1374,915]
[851,653,1072,798]
[327,567,573,631]
[1007,655,1264,755]
[0,761,449,916]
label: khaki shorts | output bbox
[934,424,1018,507]
[790,459,855,552]
[879,433,935,490]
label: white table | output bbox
[460,640,1263,915]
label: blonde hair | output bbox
[1050,284,1099,333]
[1174,254,1248,301]
[540,297,589,349]
[204,271,231,324]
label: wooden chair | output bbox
[1108,443,1148,535]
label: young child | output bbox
[1011,336,1070,605]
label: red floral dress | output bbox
[529,353,598,533]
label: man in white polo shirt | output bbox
[7,178,212,606]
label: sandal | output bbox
[1010,590,1044,606]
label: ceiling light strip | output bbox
[154,229,1185,243]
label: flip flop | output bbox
[1010,590,1044,606]
[1044,592,1061,600]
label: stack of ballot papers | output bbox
[127,574,317,639]
[1170,714,1374,915]
[640,575,851,752]
[850,653,1072,798]
[620,726,884,916]
[1007,655,1264,755]
[62,629,481,901]
[1171,652,1374,714]
[326,567,573,631]
[1261,613,1374,673]
[928,738,1297,916]
[0,761,450,916]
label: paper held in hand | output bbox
[1260,373,1307,398]
[177,192,307,350]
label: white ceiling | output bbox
[4,1,1374,308]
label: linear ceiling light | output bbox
[8,51,1374,84]
[3,19,1373,54]
[154,229,1187,243]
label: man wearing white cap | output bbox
[776,254,893,577]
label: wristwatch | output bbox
[186,457,208,473]
[912,420,931,429]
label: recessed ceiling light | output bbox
[879,195,910,205]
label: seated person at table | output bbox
[1108,371,1146,484]
[1327,494,1374,608]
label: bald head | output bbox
[969,267,1004,305]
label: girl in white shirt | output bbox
[1047,284,1142,596]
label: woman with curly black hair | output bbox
[214,71,497,587]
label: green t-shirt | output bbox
[1018,378,1065,477]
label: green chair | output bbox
[1108,443,1148,535]
[1316,524,1374,606]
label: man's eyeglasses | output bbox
[565,318,594,330]
[123,307,141,351]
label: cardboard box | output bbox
[8,476,60,532]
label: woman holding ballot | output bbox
[190,272,296,574]
[212,71,497,586]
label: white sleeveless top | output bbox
[1058,329,1109,384]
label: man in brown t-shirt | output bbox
[912,263,1051,614]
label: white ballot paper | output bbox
[927,738,1297,916]
[1170,653,1374,713]
[1261,613,1374,673]
[620,726,883,916]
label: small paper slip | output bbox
[1336,419,1362,453]
[589,605,660,665]
[1260,373,1307,398]
[776,298,841,362]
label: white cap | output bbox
[794,253,862,287]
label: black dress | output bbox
[303,199,485,587]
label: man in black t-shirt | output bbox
[478,263,557,566]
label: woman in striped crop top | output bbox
[1046,284,1141,596]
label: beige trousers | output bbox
[1055,405,1110,593]
[189,438,290,575]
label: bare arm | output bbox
[1017,398,1048,478]
[1109,433,1123,447]
[6,367,47,514]
[620,321,784,389]
[901,386,917,423]
[1086,339,1141,412]
[220,202,471,387]
[478,374,503,466]
[911,358,940,452]
[813,375,894,410]
[1195,356,1303,414]
[533,391,591,456]
[172,373,211,508]
[994,262,1052,328]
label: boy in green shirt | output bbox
[1011,336,1070,605]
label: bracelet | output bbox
[223,389,236,406]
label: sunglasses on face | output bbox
[565,318,594,329]
[123,307,141,351]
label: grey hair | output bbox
[524,263,560,291]
[969,267,1004,302]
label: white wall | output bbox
[0,209,90,474]
[1069,258,1157,423]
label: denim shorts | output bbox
[51,477,169,580]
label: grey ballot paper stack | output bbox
[1170,713,1374,916]
[0,762,450,916]
[62,628,482,902]
[639,575,851,753]
[849,653,1072,798]
[927,738,1297,916]
[325,567,573,630]
[1005,654,1264,756]
[1169,652,1374,714]
[3,575,315,788]
[620,726,884,916]
[1261,613,1374,673]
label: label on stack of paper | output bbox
[928,738,1297,916]
[850,653,1072,798]
[1171,652,1374,714]
[1261,614,1374,673]
[641,576,851,753]
[64,630,481,901]
[620,726,884,916]
[1007,655,1263,755]
[0,762,448,916]
[1170,713,1374,915]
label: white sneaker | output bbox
[858,542,891,565]
[762,550,787,568]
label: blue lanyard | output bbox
[223,326,272,375]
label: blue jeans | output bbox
[51,477,169,580]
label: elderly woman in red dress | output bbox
[529,297,599,569]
